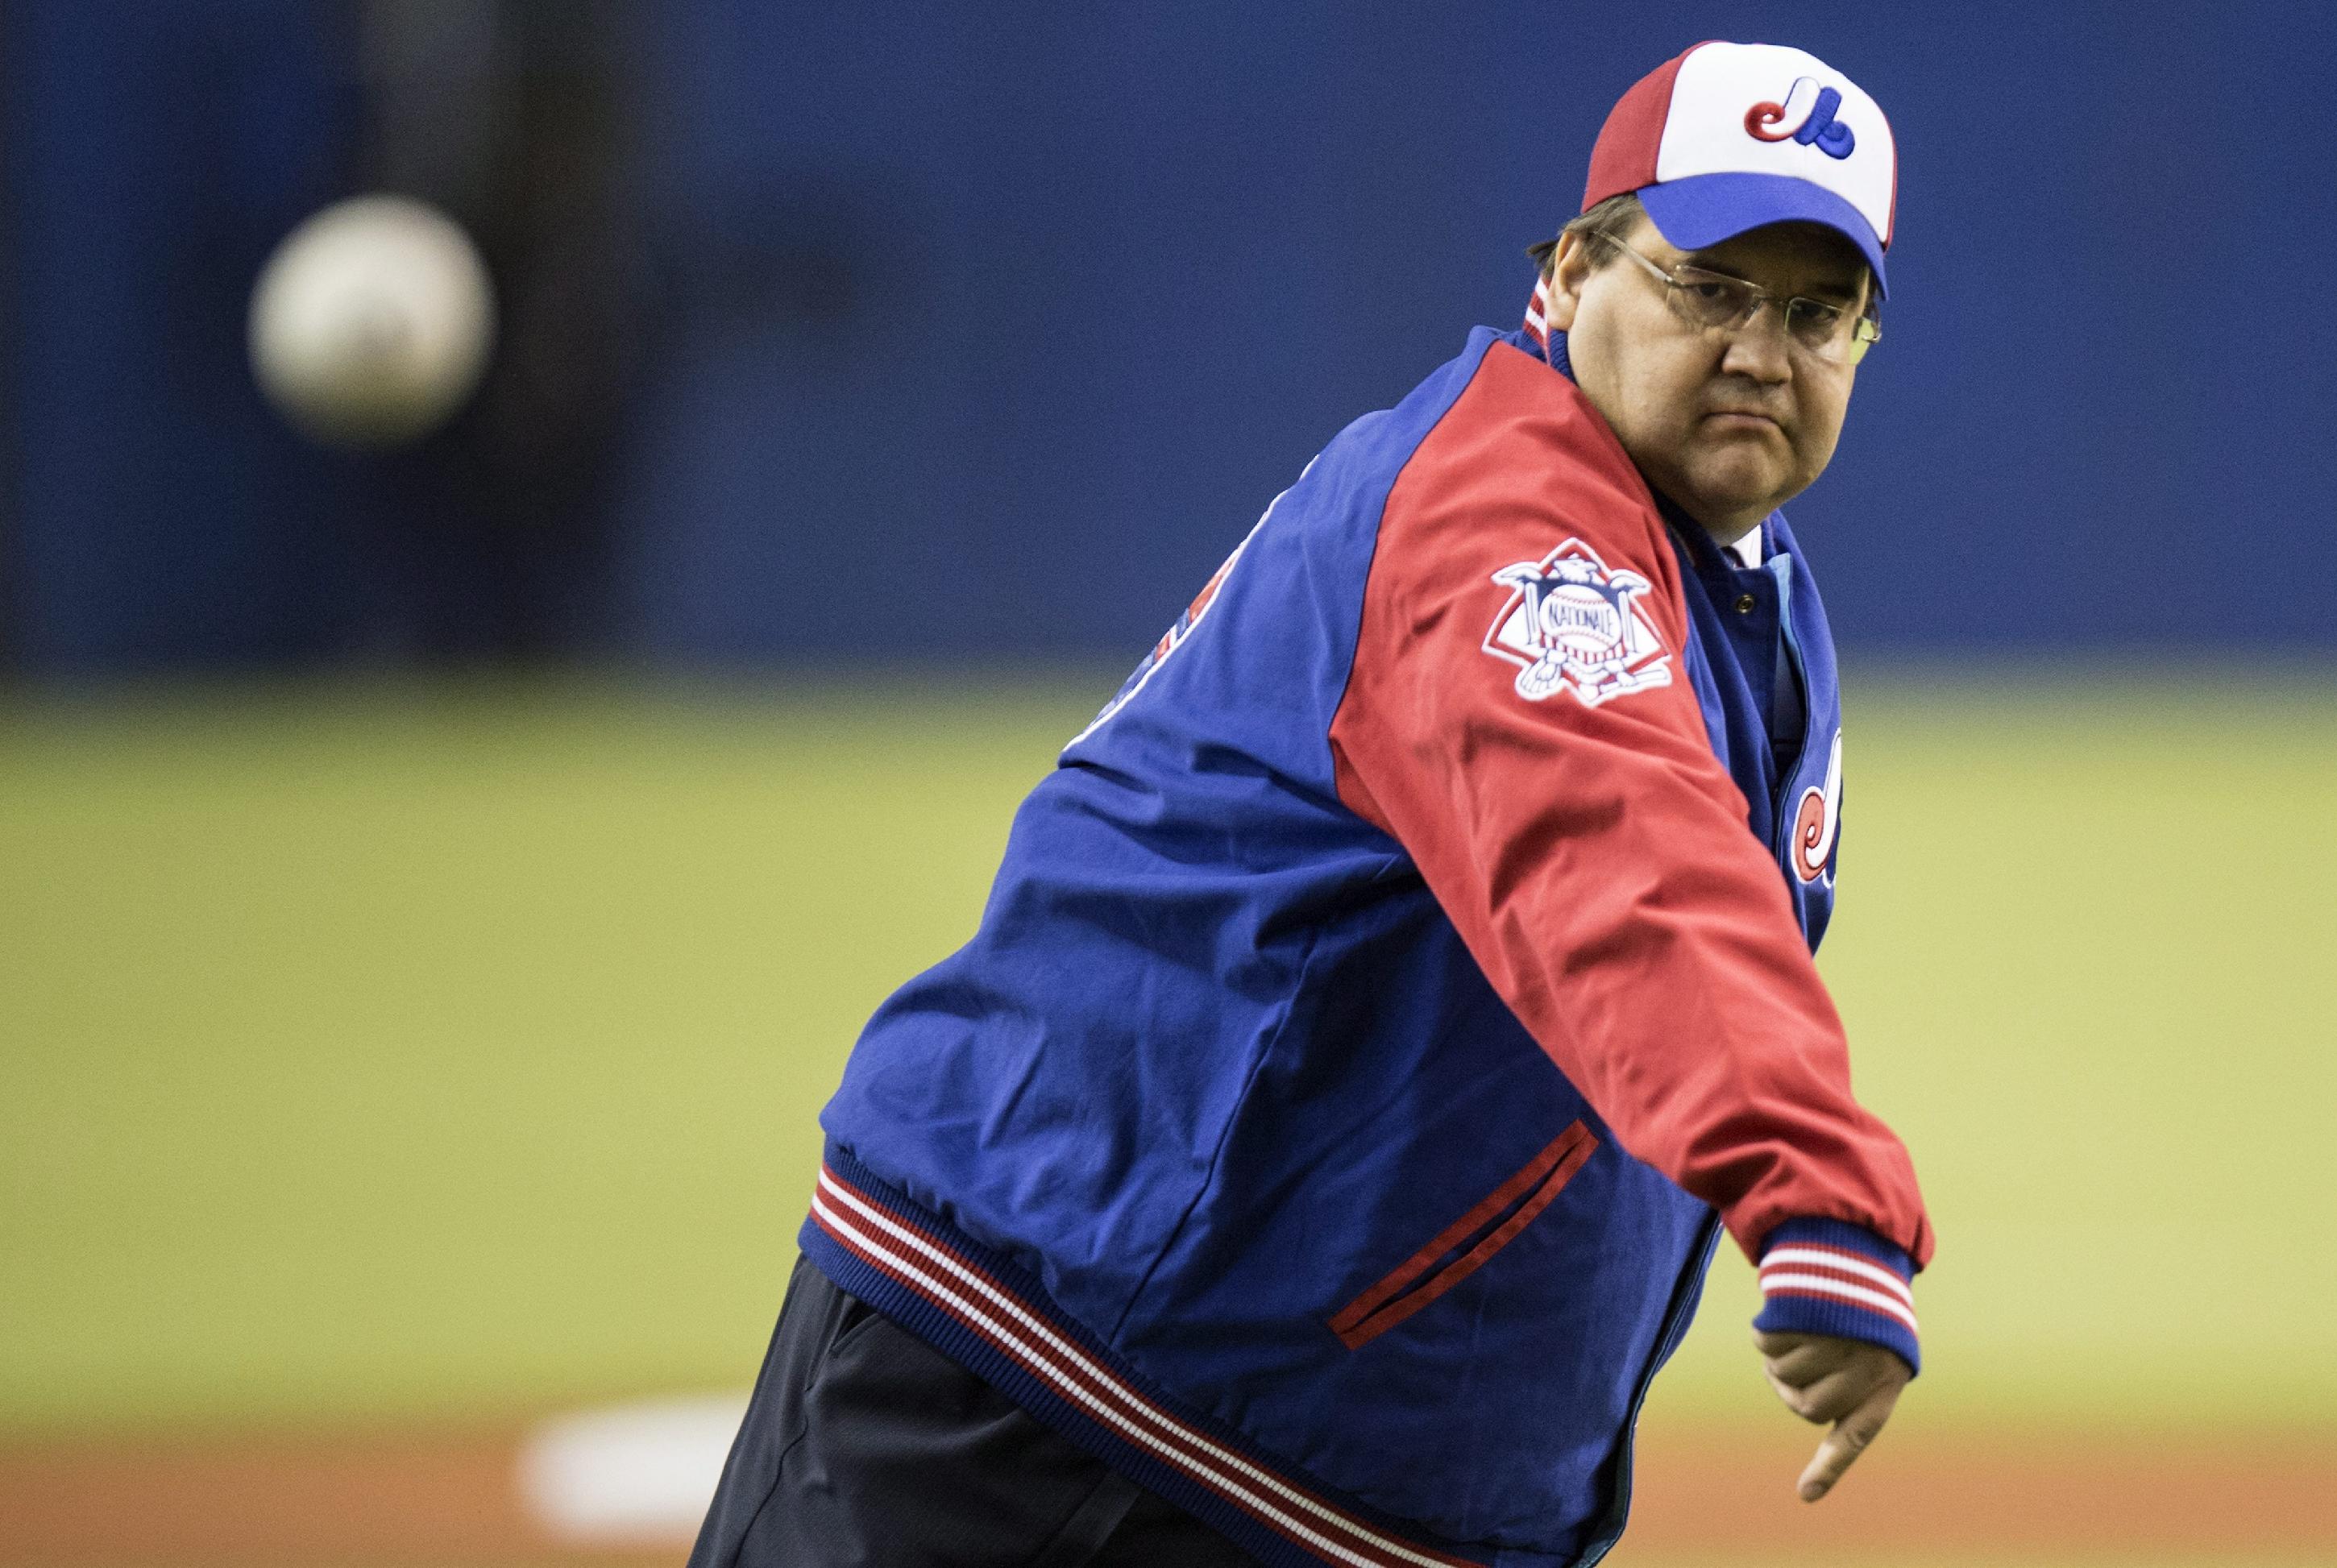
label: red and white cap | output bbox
[1583,42,1896,295]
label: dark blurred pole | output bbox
[0,0,21,667]
[352,0,654,661]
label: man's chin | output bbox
[1675,460,1792,525]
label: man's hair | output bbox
[1527,192,1646,278]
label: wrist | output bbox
[1753,1217,1920,1375]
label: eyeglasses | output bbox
[1593,233,1881,367]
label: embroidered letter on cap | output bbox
[1743,76,1856,159]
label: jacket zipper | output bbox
[1579,1212,1725,1566]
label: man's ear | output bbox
[1547,231,1594,333]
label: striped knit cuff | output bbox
[1753,1218,1920,1375]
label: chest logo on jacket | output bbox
[1791,731,1845,882]
[1484,540,1675,707]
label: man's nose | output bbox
[1718,304,1794,382]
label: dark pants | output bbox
[690,1255,1262,1567]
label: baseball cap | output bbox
[1581,42,1895,297]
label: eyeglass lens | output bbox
[1671,270,1857,359]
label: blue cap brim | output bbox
[1638,172,1889,298]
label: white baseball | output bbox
[248,194,496,447]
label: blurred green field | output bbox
[3,672,2334,1445]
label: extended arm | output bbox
[1326,350,1931,1490]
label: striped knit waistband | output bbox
[798,1143,1501,1568]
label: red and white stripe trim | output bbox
[809,1167,1478,1568]
[1523,276,1551,345]
[1758,1243,1919,1335]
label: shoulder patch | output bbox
[1482,539,1674,707]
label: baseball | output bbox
[247,194,495,447]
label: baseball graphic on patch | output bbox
[1483,539,1674,707]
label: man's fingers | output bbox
[1753,1334,1916,1500]
[1759,1338,1844,1387]
[1768,1363,1867,1423]
[1797,1378,1903,1502]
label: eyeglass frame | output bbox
[1587,231,1882,367]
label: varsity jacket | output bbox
[803,317,1934,1568]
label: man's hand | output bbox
[1754,1331,1912,1502]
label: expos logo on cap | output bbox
[1579,42,1896,295]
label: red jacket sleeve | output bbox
[1328,343,1933,1276]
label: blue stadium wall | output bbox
[4,1,2333,672]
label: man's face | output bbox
[1548,214,1870,541]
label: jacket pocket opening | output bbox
[1326,1119,1597,1351]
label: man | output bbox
[695,40,1932,1568]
